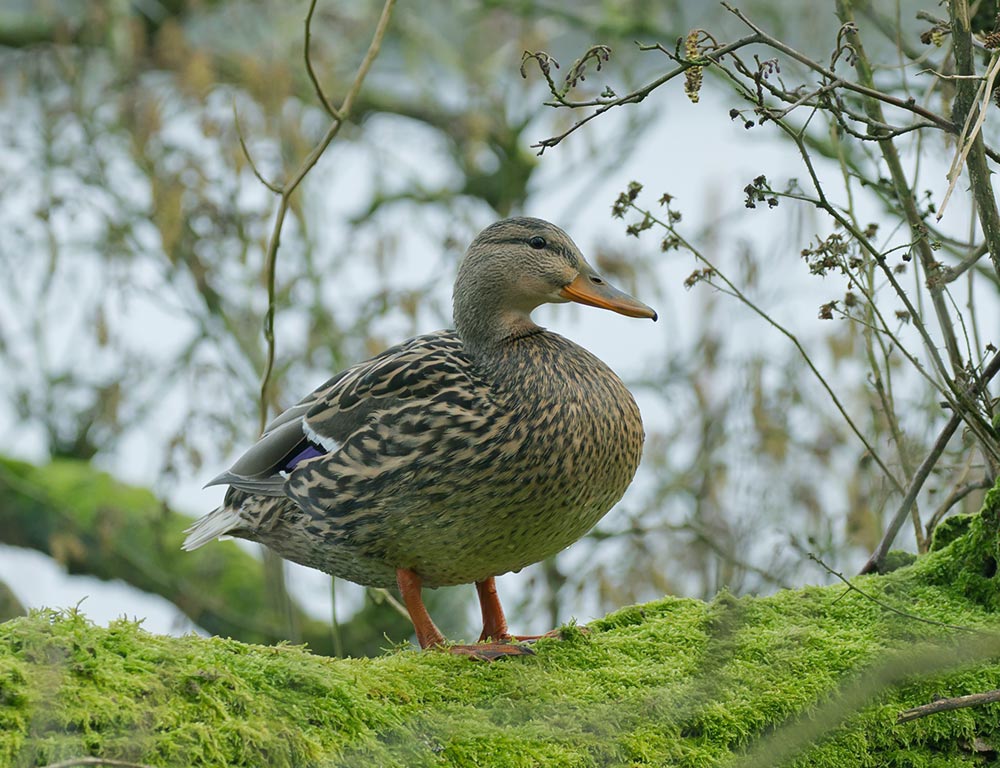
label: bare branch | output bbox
[632,201,906,495]
[898,689,1000,723]
[257,0,396,435]
[834,0,964,379]
[723,3,956,132]
[529,33,763,153]
[941,243,989,284]
[304,0,342,121]
[946,0,1000,284]
[938,51,1000,218]
[530,3,967,160]
[39,759,157,768]
[925,475,995,539]
[232,101,281,194]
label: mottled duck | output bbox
[184,217,656,659]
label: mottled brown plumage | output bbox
[184,217,656,656]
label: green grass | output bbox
[2,481,999,767]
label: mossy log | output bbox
[1,484,999,766]
[0,457,420,657]
[0,582,24,623]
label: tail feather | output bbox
[182,506,244,551]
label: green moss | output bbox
[907,480,1000,613]
[2,483,1000,766]
[930,515,975,552]
[881,550,918,572]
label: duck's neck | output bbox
[454,288,542,354]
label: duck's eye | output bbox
[528,236,547,250]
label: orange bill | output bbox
[559,273,658,320]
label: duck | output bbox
[183,217,657,659]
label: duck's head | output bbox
[453,217,657,347]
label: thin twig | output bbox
[765,122,954,403]
[761,80,845,121]
[808,553,977,632]
[772,113,1000,449]
[723,3,955,131]
[925,474,994,539]
[530,33,763,153]
[915,10,949,26]
[529,1,973,159]
[257,0,396,435]
[304,0,341,121]
[233,101,281,193]
[947,0,1000,284]
[723,59,999,459]
[721,61,980,449]
[40,759,156,768]
[898,689,1000,723]
[370,586,412,621]
[835,0,964,380]
[942,243,989,284]
[637,202,905,494]
[916,68,984,81]
[938,51,1000,219]
[864,326,924,550]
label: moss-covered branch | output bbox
[0,457,418,657]
[0,581,24,624]
[0,456,323,650]
[2,482,999,766]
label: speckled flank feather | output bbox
[185,217,650,590]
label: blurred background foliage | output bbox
[0,0,996,655]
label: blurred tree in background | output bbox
[0,0,996,656]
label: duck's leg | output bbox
[476,576,512,642]
[396,569,531,660]
[455,576,531,659]
[396,568,446,649]
[476,576,576,643]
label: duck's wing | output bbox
[205,331,474,496]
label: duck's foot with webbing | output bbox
[396,568,538,660]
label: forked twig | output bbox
[808,553,977,632]
[257,0,396,435]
